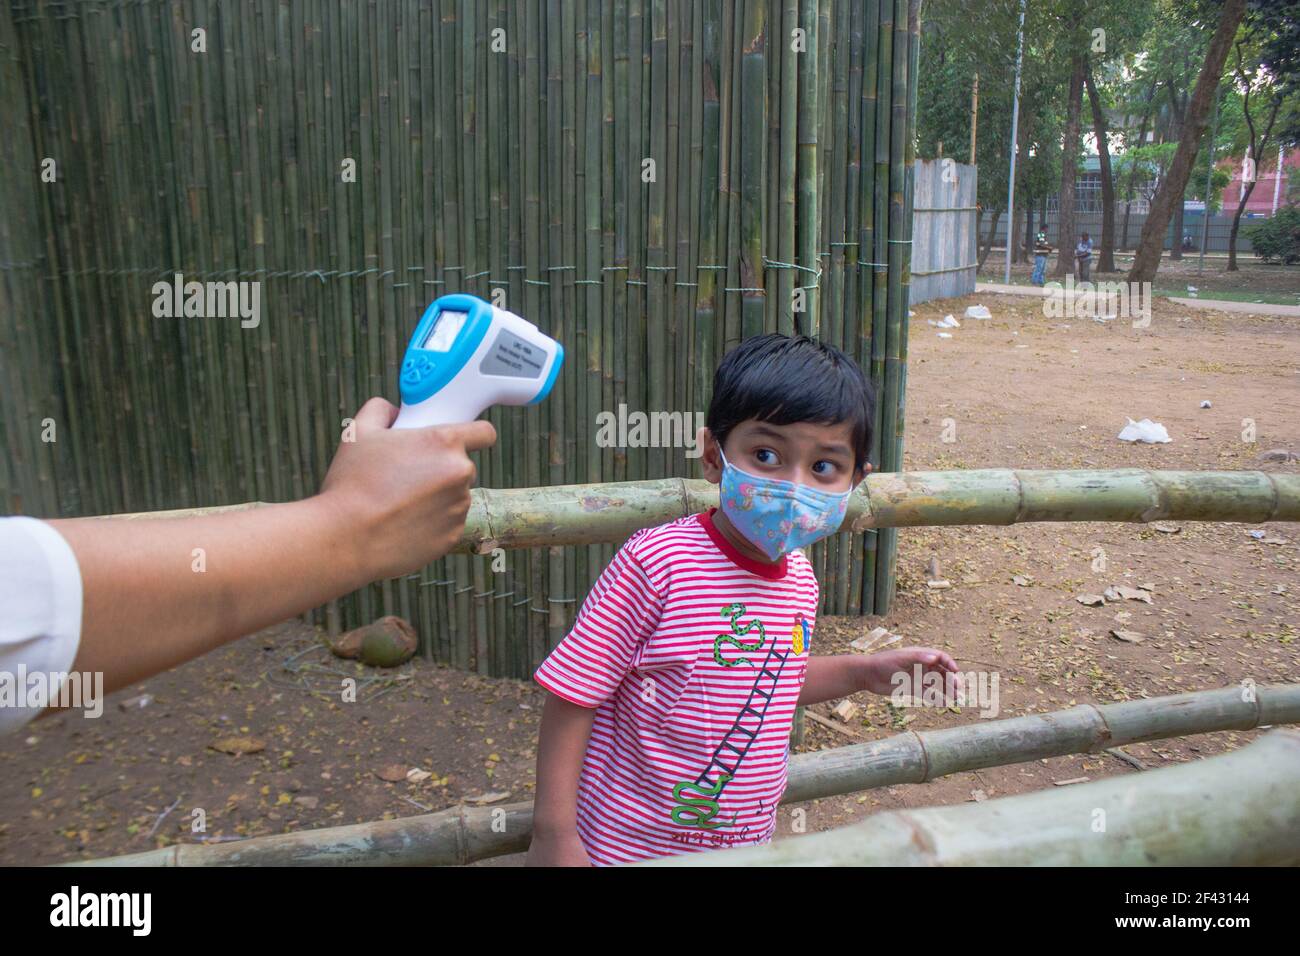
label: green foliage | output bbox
[1246,204,1300,262]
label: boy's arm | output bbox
[799,647,960,706]
[527,692,598,866]
[798,655,872,706]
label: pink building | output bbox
[1218,148,1297,214]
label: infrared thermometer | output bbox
[393,293,564,429]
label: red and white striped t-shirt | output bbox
[534,508,819,866]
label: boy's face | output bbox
[699,419,867,492]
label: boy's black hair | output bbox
[707,333,875,471]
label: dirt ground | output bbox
[979,254,1300,304]
[2,290,1297,866]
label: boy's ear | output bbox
[698,427,724,483]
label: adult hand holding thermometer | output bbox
[393,293,564,429]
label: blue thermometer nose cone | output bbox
[394,294,563,429]
[527,341,564,405]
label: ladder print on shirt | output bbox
[669,603,807,830]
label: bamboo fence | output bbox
[651,728,1300,866]
[0,0,923,677]
[68,684,1300,866]
[109,468,1300,551]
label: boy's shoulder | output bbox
[619,512,818,592]
[620,512,710,565]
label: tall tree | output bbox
[1226,37,1285,268]
[1085,60,1118,271]
[1055,50,1087,276]
[1128,0,1248,284]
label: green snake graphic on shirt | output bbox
[669,602,778,830]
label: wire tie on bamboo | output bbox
[466,270,490,280]
[724,287,766,293]
[761,257,820,276]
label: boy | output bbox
[527,334,958,866]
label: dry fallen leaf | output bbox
[209,736,265,756]
[464,791,512,805]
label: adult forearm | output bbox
[51,494,368,694]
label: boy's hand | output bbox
[317,397,497,583]
[526,827,594,867]
[862,647,960,701]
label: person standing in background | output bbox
[1032,232,1053,285]
[1074,232,1093,283]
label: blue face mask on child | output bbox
[718,448,853,561]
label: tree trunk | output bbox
[1228,179,1258,271]
[977,205,1002,270]
[1025,203,1035,262]
[1055,53,1086,276]
[1128,0,1247,284]
[1121,83,1158,253]
[1011,207,1024,263]
[1084,63,1116,273]
[1171,193,1186,259]
[1010,117,1031,263]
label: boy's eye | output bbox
[812,460,837,476]
[754,448,778,465]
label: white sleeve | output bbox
[0,517,84,735]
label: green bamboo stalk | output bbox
[842,0,867,616]
[653,728,1300,867]
[867,0,895,614]
[114,469,1300,554]
[776,0,796,337]
[73,685,1300,867]
[693,0,720,436]
[738,0,766,341]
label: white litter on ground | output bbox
[964,304,992,320]
[1117,418,1172,443]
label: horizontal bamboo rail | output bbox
[108,468,1300,554]
[68,684,1300,867]
[649,728,1300,866]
